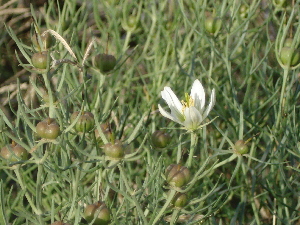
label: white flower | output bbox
[158,79,216,131]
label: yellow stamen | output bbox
[181,93,195,112]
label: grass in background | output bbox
[0,0,299,224]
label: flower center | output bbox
[181,93,194,112]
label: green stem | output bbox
[152,189,176,225]
[275,68,289,129]
[95,167,103,199]
[186,132,198,168]
[36,163,45,225]
[32,146,50,225]
[14,165,40,215]
[68,166,81,220]
[38,149,50,164]
[212,154,238,170]
[117,164,148,225]
[176,133,183,163]
[170,208,180,225]
[241,159,261,225]
[123,31,132,52]
[142,6,156,55]
[42,73,55,118]
[208,40,215,86]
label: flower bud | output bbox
[280,47,300,66]
[151,130,171,148]
[103,140,125,159]
[171,192,188,208]
[122,14,141,32]
[166,164,190,187]
[205,16,222,35]
[93,53,116,73]
[239,4,249,19]
[84,202,110,225]
[32,32,54,51]
[234,140,249,155]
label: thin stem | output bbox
[275,68,289,129]
[14,165,40,215]
[42,73,55,118]
[241,159,261,225]
[208,40,215,86]
[176,132,184,163]
[68,166,81,220]
[37,149,50,164]
[33,145,50,225]
[117,164,148,225]
[123,31,132,52]
[35,163,44,225]
[142,5,157,55]
[152,189,176,225]
[186,132,198,168]
[212,154,238,170]
[170,207,180,225]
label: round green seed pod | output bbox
[31,51,48,69]
[84,202,110,225]
[166,164,191,188]
[234,140,249,155]
[171,192,188,208]
[70,111,95,133]
[151,130,172,149]
[280,47,300,66]
[0,143,28,162]
[36,118,60,140]
[103,140,125,159]
[94,53,117,73]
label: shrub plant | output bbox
[0,0,300,224]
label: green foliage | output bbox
[0,0,300,224]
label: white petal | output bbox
[161,87,182,110]
[190,79,205,111]
[203,89,216,120]
[158,104,184,125]
[161,87,184,121]
[183,106,203,130]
